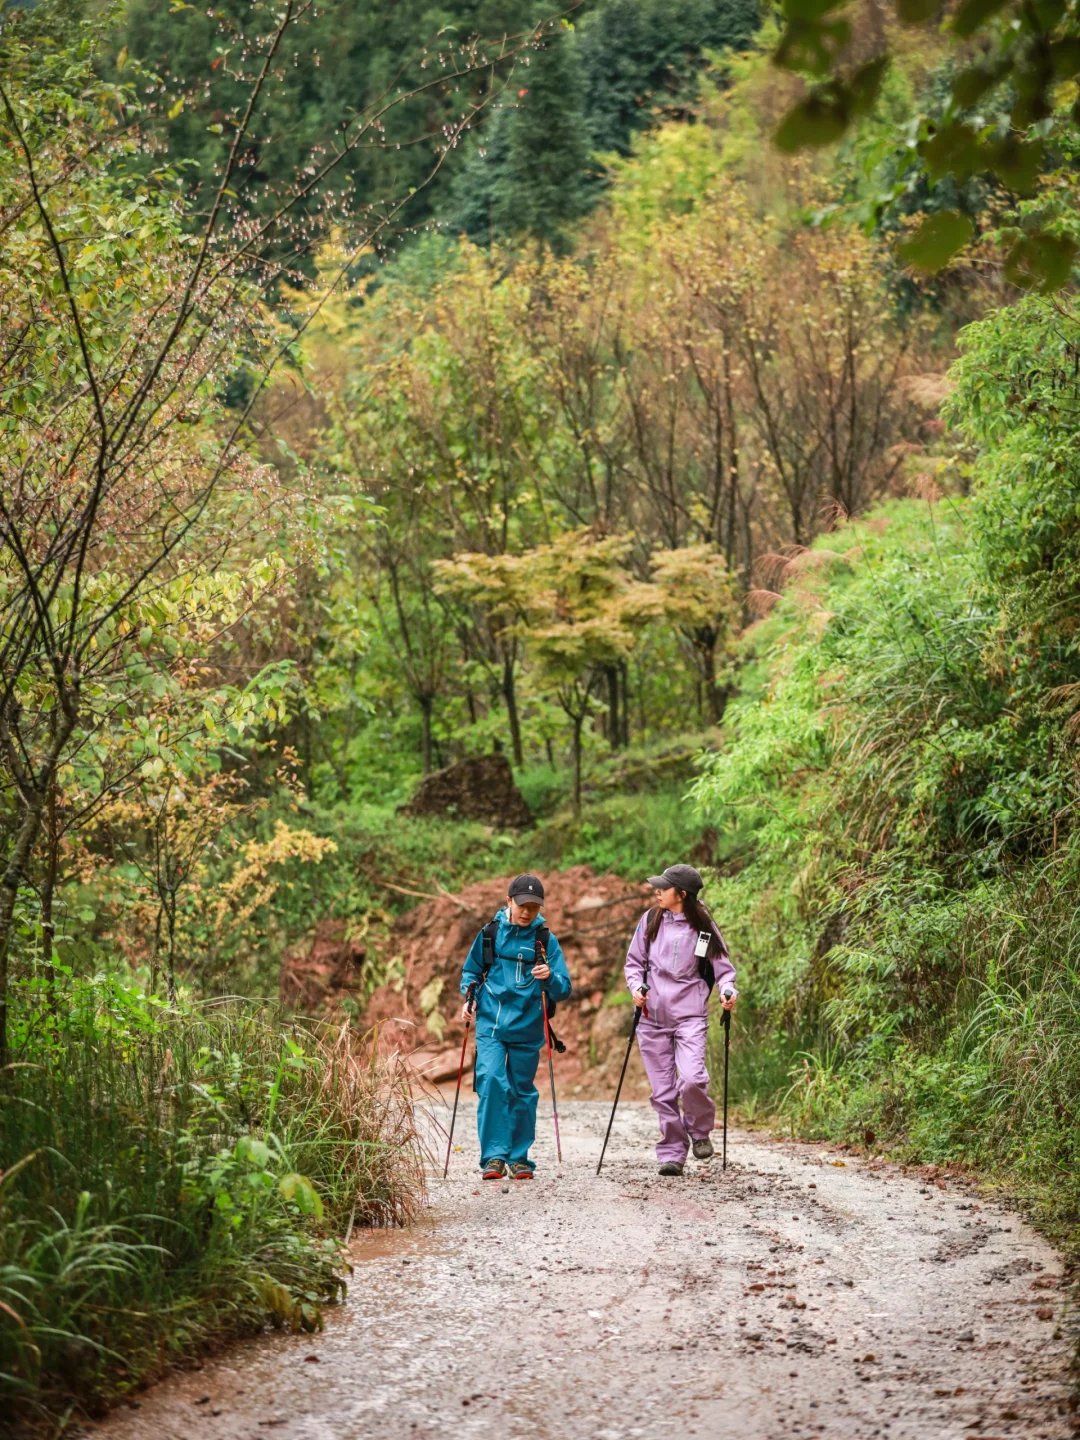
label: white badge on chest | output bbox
[694,930,711,958]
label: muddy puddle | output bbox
[92,1101,1076,1440]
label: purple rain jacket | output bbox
[624,908,737,1028]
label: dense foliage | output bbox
[699,291,1080,1249]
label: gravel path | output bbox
[96,1101,1075,1440]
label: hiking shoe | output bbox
[482,1159,507,1180]
[658,1161,684,1176]
[692,1138,715,1162]
[509,1162,534,1181]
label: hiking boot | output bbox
[692,1138,715,1162]
[482,1159,507,1180]
[658,1161,684,1176]
[509,1162,534,1181]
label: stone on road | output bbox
[96,1102,1074,1440]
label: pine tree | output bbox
[578,0,761,157]
[492,28,592,251]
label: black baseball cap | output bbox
[647,864,704,894]
[508,873,545,904]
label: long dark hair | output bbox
[644,891,723,960]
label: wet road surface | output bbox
[95,1101,1075,1439]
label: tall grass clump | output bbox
[0,972,424,1430]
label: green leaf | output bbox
[985,136,1044,194]
[774,18,852,75]
[168,97,185,121]
[896,0,939,22]
[242,1138,271,1168]
[920,123,983,182]
[774,89,848,152]
[278,1172,324,1219]
[781,0,846,17]
[116,45,128,72]
[1004,232,1078,292]
[951,62,1007,108]
[848,56,889,116]
[953,0,1012,38]
[897,211,974,273]
[1051,37,1080,78]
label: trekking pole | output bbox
[540,984,563,1165]
[443,983,475,1179]
[534,932,562,1164]
[721,989,733,1171]
[596,981,648,1177]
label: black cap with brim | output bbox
[508,873,544,904]
[648,864,705,894]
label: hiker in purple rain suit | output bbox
[625,863,737,1176]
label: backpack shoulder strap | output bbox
[481,919,499,979]
[535,925,550,960]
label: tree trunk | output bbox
[165,900,178,1007]
[605,665,621,751]
[419,694,434,774]
[41,775,59,1017]
[502,658,524,769]
[619,661,631,748]
[0,709,77,1070]
[701,630,722,724]
[571,713,584,817]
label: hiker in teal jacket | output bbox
[459,874,572,1180]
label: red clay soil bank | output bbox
[280,866,654,1098]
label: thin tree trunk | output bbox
[41,775,59,1016]
[419,695,434,774]
[0,709,76,1070]
[619,661,631,748]
[605,665,621,751]
[701,631,721,724]
[571,713,584,818]
[165,901,178,1006]
[502,657,524,769]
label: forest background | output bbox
[2,0,1080,1428]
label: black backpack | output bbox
[480,919,566,1053]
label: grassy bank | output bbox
[700,487,1080,1260]
[0,973,423,1430]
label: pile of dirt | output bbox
[279,867,655,1097]
[398,753,532,828]
[279,919,366,1011]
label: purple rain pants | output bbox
[636,1012,715,1163]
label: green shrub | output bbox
[0,973,423,1428]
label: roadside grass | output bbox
[0,973,424,1431]
[698,496,1080,1265]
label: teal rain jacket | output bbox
[461,908,572,1047]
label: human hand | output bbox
[460,1002,474,1023]
[533,961,552,981]
[720,989,737,1012]
[633,989,648,1008]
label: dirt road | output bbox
[96,1101,1075,1440]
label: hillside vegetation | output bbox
[700,295,1080,1249]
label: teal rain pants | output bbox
[475,1033,541,1171]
